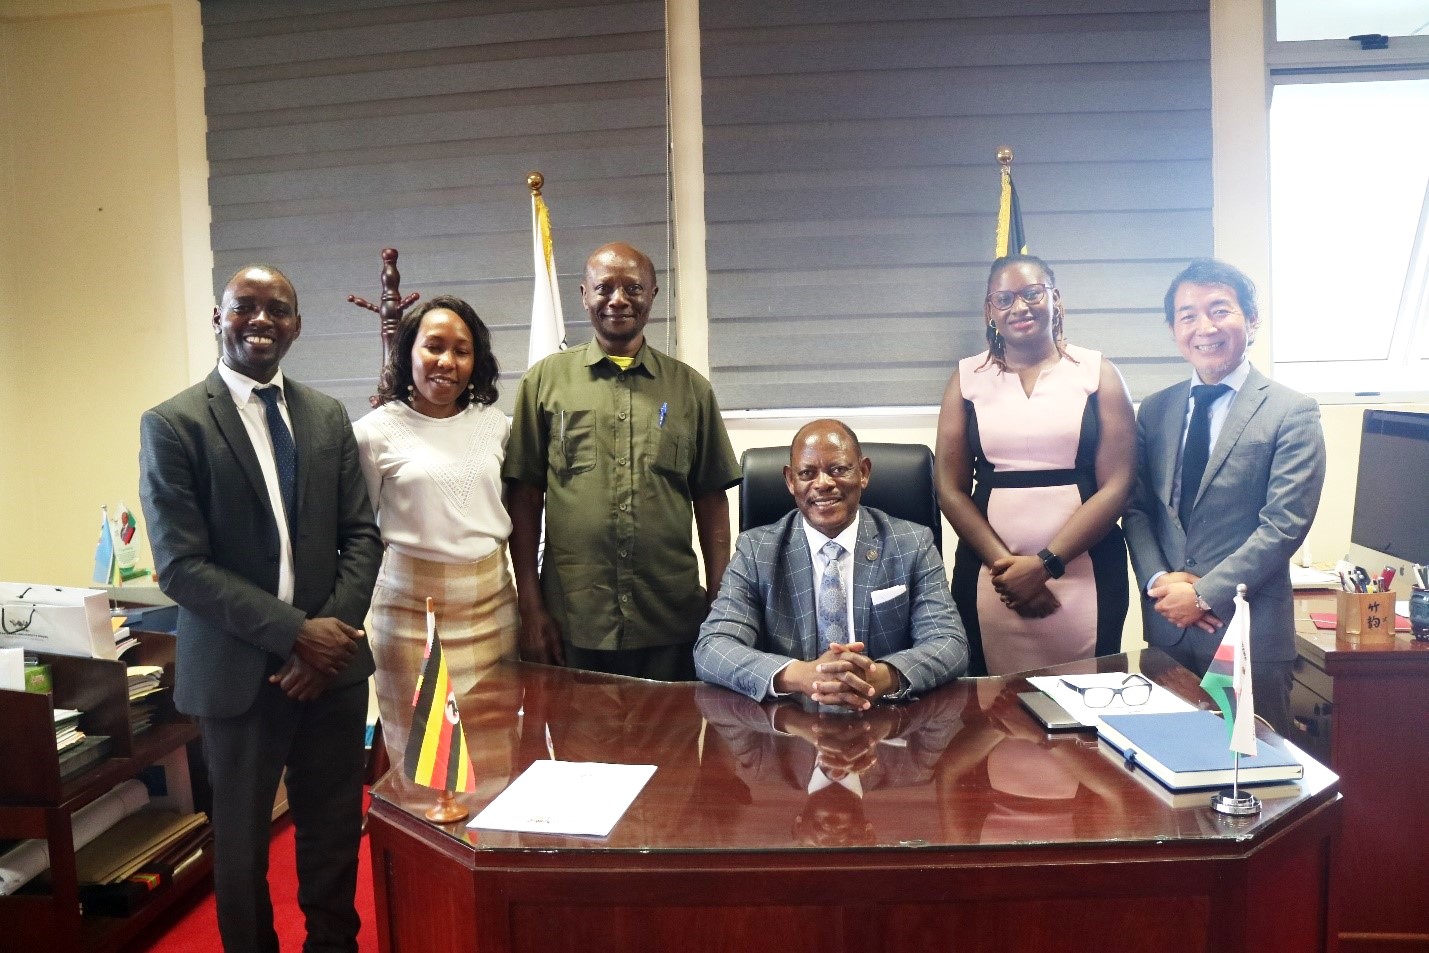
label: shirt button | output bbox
[618,412,627,420]
[619,549,628,558]
[619,502,628,511]
[1187,558,1197,568]
[618,457,627,466]
[620,594,630,603]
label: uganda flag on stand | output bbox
[995,163,1028,258]
[405,598,476,792]
[1199,587,1258,757]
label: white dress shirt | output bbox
[216,361,295,604]
[802,513,860,641]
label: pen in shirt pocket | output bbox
[658,402,668,428]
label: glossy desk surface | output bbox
[370,648,1337,855]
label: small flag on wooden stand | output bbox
[405,597,475,822]
[1205,584,1263,816]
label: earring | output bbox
[467,382,476,397]
[406,384,416,403]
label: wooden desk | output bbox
[367,650,1341,953]
[1293,596,1429,953]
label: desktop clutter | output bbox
[1314,560,1429,644]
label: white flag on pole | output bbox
[528,186,565,367]
[1227,589,1258,757]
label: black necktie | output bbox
[254,386,298,525]
[1179,383,1230,526]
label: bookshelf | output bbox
[0,632,211,953]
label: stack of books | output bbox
[54,708,85,753]
[56,706,113,780]
[126,666,166,737]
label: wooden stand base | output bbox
[425,790,468,823]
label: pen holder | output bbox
[1336,590,1395,644]
[1410,588,1429,642]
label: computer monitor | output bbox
[1349,409,1429,592]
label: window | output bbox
[1267,1,1429,397]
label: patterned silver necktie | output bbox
[816,540,847,651]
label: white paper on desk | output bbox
[1027,673,1196,729]
[0,647,22,691]
[1290,564,1341,589]
[468,760,656,837]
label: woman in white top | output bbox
[355,295,517,778]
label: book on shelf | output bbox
[56,728,87,752]
[58,735,113,780]
[1097,710,1304,791]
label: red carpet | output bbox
[133,808,377,953]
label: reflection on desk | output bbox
[373,649,1334,853]
[366,651,1341,953]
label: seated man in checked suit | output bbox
[695,419,968,708]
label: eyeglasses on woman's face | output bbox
[986,284,1051,312]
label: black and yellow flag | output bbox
[995,152,1028,258]
[405,598,476,793]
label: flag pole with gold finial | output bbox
[526,171,566,366]
[994,146,1028,258]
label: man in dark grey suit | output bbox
[1124,259,1325,735]
[140,264,382,953]
[695,419,967,708]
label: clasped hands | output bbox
[774,703,900,779]
[774,641,900,711]
[269,616,365,702]
[989,554,1060,618]
[1147,571,1222,632]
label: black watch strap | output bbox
[1038,548,1066,579]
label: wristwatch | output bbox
[1193,589,1212,613]
[1037,548,1066,579]
[881,667,915,704]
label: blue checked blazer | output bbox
[695,506,968,700]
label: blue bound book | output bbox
[1098,710,1305,791]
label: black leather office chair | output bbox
[738,443,943,554]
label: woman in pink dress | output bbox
[935,255,1135,676]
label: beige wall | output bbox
[0,0,212,585]
[0,0,1420,615]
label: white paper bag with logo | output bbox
[0,583,116,660]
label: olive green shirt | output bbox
[503,340,742,651]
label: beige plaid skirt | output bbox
[368,545,518,779]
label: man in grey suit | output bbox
[695,419,968,708]
[140,264,382,953]
[1124,259,1325,735]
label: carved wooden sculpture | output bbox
[348,247,420,407]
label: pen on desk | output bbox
[658,401,668,428]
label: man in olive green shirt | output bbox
[504,242,742,680]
